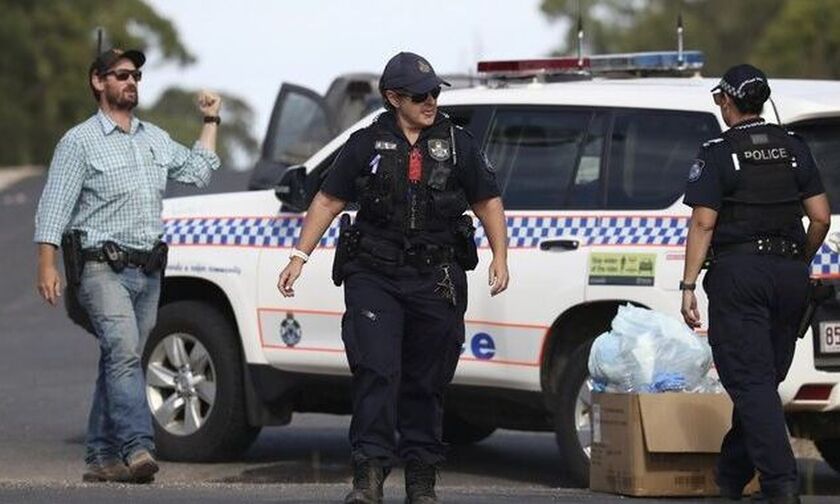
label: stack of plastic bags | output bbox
[588,304,721,393]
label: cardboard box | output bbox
[589,392,756,497]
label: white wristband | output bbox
[290,248,310,263]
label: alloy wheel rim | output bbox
[575,376,594,459]
[146,333,216,436]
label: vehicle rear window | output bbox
[606,110,720,209]
[790,120,840,209]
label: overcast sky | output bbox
[143,0,564,140]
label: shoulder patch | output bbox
[702,137,724,148]
[688,159,705,182]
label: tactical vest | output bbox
[355,114,468,239]
[718,124,803,236]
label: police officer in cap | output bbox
[277,52,509,504]
[681,64,830,503]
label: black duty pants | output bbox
[704,253,810,496]
[341,261,467,467]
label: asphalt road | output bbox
[2,167,839,503]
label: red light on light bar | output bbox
[794,384,833,401]
[477,58,590,74]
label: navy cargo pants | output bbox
[341,261,467,466]
[703,253,810,496]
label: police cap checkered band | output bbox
[711,63,768,99]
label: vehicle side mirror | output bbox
[274,165,307,212]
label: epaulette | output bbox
[702,137,724,148]
[453,124,473,137]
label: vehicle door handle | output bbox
[539,239,580,251]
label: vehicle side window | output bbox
[789,120,840,207]
[484,108,598,210]
[606,110,719,209]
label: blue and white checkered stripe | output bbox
[474,216,688,248]
[165,216,340,248]
[811,245,839,276]
[164,215,839,276]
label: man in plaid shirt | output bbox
[34,48,222,483]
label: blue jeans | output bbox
[76,262,160,464]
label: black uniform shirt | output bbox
[321,111,500,205]
[684,118,825,246]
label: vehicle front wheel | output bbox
[815,438,840,474]
[553,340,595,487]
[142,300,260,461]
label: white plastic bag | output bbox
[588,304,712,393]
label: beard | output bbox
[104,85,138,111]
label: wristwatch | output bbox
[679,281,696,291]
[203,116,221,125]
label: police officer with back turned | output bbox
[277,52,509,504]
[681,64,831,503]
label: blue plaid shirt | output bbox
[34,109,220,250]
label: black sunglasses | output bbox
[712,91,724,106]
[399,87,441,103]
[103,69,142,82]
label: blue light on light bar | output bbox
[589,51,704,72]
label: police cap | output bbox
[379,52,450,94]
[711,63,770,102]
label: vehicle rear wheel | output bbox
[143,300,260,461]
[554,340,595,487]
[442,410,496,445]
[815,438,840,474]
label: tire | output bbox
[142,300,260,461]
[815,438,840,474]
[442,411,496,445]
[554,339,595,487]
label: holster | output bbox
[453,215,479,271]
[143,241,169,275]
[797,279,836,339]
[332,213,360,286]
[60,230,95,335]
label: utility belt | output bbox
[357,236,455,270]
[712,237,803,261]
[331,213,466,286]
[82,240,169,275]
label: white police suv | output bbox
[147,51,840,486]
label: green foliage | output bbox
[139,88,258,168]
[540,0,840,78]
[0,0,193,165]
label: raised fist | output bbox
[197,90,222,117]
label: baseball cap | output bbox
[379,52,450,94]
[711,63,769,101]
[89,48,146,77]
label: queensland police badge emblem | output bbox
[280,313,302,347]
[428,139,450,161]
[688,159,705,182]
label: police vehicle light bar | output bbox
[477,51,704,79]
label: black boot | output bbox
[404,460,438,504]
[344,461,389,504]
[751,495,801,504]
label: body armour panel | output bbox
[718,124,803,236]
[355,115,468,237]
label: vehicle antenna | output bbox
[576,1,585,69]
[677,9,685,68]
